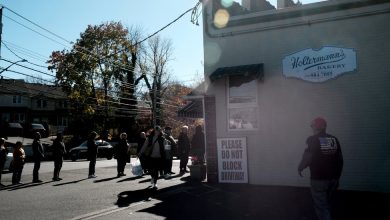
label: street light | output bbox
[0,59,27,74]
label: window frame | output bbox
[226,75,259,132]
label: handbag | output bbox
[131,158,143,176]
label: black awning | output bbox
[209,63,264,82]
[178,100,203,118]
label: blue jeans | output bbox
[310,179,339,220]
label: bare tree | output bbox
[135,35,173,126]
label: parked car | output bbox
[2,149,13,171]
[69,140,113,161]
[0,122,24,138]
[29,123,48,138]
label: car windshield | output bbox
[32,124,45,129]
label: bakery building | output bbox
[196,0,390,192]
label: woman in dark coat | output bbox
[191,125,205,164]
[139,126,166,189]
[115,132,129,177]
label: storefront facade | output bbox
[201,0,390,192]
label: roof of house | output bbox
[0,79,66,99]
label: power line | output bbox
[1,58,55,78]
[3,5,72,44]
[2,4,200,88]
[2,69,54,84]
[3,14,70,48]
[2,40,49,65]
[135,5,196,46]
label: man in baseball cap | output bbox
[298,117,344,220]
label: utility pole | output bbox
[0,6,3,59]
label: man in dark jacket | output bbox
[178,125,190,173]
[52,132,66,181]
[298,117,343,220]
[87,131,98,178]
[32,132,45,183]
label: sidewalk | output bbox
[107,176,390,220]
[2,160,389,220]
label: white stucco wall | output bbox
[203,0,390,192]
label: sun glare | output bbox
[214,9,230,28]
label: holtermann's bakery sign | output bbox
[282,47,357,82]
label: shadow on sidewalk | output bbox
[115,181,390,220]
[117,176,143,183]
[53,178,88,186]
[94,176,119,183]
[1,180,54,191]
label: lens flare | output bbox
[204,42,222,66]
[214,9,230,29]
[221,0,234,8]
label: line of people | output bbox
[0,132,66,186]
[0,124,206,189]
[137,125,205,189]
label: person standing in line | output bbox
[191,125,205,164]
[87,131,98,178]
[178,125,190,174]
[137,131,148,174]
[163,126,177,178]
[52,132,66,181]
[115,132,129,177]
[32,132,45,183]
[139,126,166,189]
[298,117,344,220]
[12,141,25,185]
[0,138,8,187]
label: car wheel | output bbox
[71,152,79,161]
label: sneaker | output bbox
[164,174,171,179]
[120,173,126,176]
[169,171,175,175]
[88,175,97,179]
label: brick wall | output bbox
[204,96,218,183]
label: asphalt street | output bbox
[0,158,200,220]
[1,158,389,220]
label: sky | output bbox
[0,0,204,86]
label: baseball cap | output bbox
[311,117,327,130]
